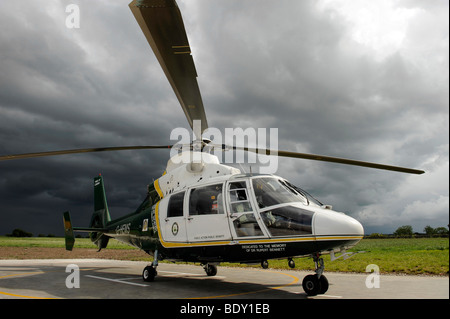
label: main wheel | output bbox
[302,274,322,296]
[319,275,329,294]
[288,258,295,268]
[142,266,157,282]
[204,264,217,276]
[261,260,269,269]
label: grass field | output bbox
[0,236,132,249]
[264,237,449,276]
[0,236,448,276]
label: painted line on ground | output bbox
[159,270,226,279]
[85,274,149,287]
[189,269,300,299]
[0,271,55,299]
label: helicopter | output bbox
[0,0,425,297]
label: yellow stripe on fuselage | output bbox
[154,179,163,199]
[154,202,362,249]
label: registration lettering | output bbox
[115,223,131,235]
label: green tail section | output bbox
[91,175,112,227]
[89,175,111,250]
[62,175,112,251]
[63,211,75,251]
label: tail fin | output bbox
[89,175,111,250]
[61,176,111,251]
[63,211,75,251]
[92,175,111,226]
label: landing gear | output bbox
[203,263,218,276]
[261,260,269,269]
[302,274,321,296]
[318,275,329,294]
[142,250,159,282]
[302,274,328,296]
[302,253,329,296]
[142,264,157,282]
[288,258,295,268]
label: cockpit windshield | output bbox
[252,177,322,208]
[284,180,323,207]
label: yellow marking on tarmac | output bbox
[0,271,54,299]
[0,268,95,299]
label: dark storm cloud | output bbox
[0,0,176,235]
[184,0,449,233]
[192,1,445,159]
[0,0,448,236]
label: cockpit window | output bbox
[252,177,308,209]
[229,181,253,213]
[167,191,185,218]
[285,181,323,207]
[189,183,224,215]
[228,181,263,237]
[261,206,314,236]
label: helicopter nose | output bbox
[314,210,364,237]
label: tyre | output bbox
[302,274,322,296]
[288,259,295,268]
[261,260,269,269]
[142,266,156,282]
[319,275,329,294]
[205,264,217,276]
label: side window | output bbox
[233,214,263,237]
[229,181,252,213]
[167,191,185,218]
[189,184,224,215]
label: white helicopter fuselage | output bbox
[149,152,364,263]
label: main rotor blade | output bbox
[222,145,424,175]
[0,145,172,161]
[129,0,208,134]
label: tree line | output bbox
[5,228,55,238]
[395,225,449,237]
[368,225,449,238]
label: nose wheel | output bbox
[302,254,329,296]
[302,274,329,296]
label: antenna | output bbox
[237,162,246,174]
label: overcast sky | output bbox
[0,0,448,236]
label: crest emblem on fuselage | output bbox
[171,222,179,236]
